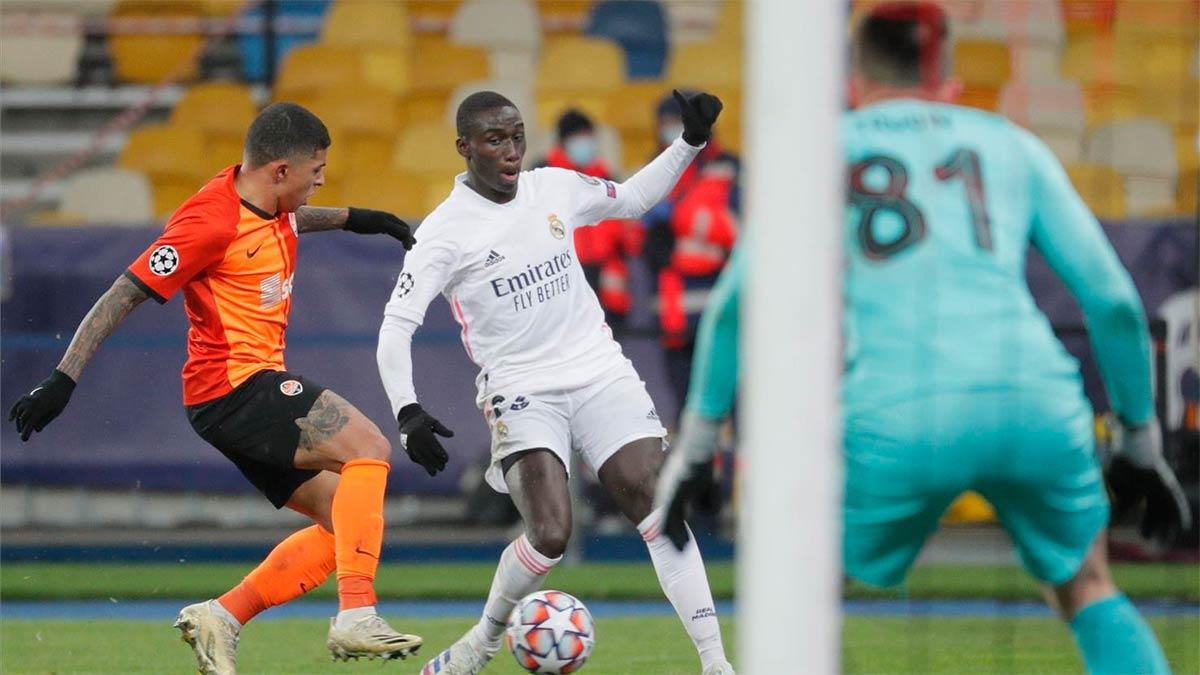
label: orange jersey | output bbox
[125,165,297,405]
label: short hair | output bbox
[556,109,594,141]
[244,102,331,167]
[853,1,949,87]
[456,90,518,137]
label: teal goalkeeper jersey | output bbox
[842,99,1152,422]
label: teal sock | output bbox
[1069,594,1171,675]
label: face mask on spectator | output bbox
[659,122,685,145]
[564,135,599,166]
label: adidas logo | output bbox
[484,249,506,268]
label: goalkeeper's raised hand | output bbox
[1104,416,1192,547]
[397,403,453,476]
[654,410,722,551]
[672,89,723,147]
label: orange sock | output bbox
[333,458,390,611]
[217,524,335,625]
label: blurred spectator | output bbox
[536,110,640,329]
[643,92,740,416]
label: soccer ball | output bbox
[505,590,596,673]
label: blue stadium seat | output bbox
[238,0,330,82]
[586,0,667,79]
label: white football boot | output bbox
[701,660,737,675]
[326,613,422,661]
[174,600,239,675]
[419,628,498,675]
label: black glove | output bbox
[9,369,76,442]
[397,403,453,476]
[1104,418,1193,547]
[346,207,416,250]
[661,456,713,551]
[672,89,723,147]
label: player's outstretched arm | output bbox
[296,206,416,249]
[1026,133,1191,544]
[575,90,723,224]
[9,275,149,441]
[654,245,744,549]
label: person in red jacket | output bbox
[537,110,640,329]
[642,93,740,418]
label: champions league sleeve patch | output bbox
[148,245,180,276]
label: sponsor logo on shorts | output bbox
[279,379,304,396]
[510,396,529,411]
[647,408,659,420]
[548,214,566,239]
[148,245,179,276]
[489,395,506,419]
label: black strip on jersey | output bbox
[123,269,167,304]
[240,198,276,221]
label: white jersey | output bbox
[377,138,702,414]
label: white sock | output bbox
[207,599,242,631]
[334,605,377,629]
[470,534,561,647]
[639,510,726,670]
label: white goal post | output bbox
[741,1,845,673]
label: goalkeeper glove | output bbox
[9,369,76,442]
[654,410,722,550]
[346,207,417,250]
[1104,416,1192,547]
[672,90,724,147]
[397,403,453,476]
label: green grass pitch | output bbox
[1,562,1197,673]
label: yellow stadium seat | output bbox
[410,0,464,26]
[536,36,625,91]
[274,44,361,99]
[666,42,742,90]
[393,122,463,176]
[108,1,205,83]
[199,0,242,16]
[305,87,402,135]
[341,169,430,220]
[1114,0,1199,41]
[321,0,412,47]
[712,0,743,46]
[304,183,345,209]
[1079,83,1141,128]
[620,130,656,171]
[360,45,414,95]
[1066,163,1127,219]
[536,0,593,32]
[1177,168,1198,215]
[150,178,205,219]
[411,42,491,93]
[605,81,671,133]
[534,92,609,132]
[1060,0,1116,40]
[1177,128,1199,172]
[171,82,258,133]
[953,40,1010,88]
[958,85,1002,112]
[119,123,208,182]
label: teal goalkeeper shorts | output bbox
[842,383,1110,587]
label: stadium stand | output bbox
[587,0,670,79]
[0,0,1195,222]
[117,123,208,218]
[50,167,154,225]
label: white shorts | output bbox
[482,364,668,494]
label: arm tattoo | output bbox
[295,390,352,453]
[56,275,149,381]
[295,206,348,234]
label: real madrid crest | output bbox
[495,419,509,439]
[548,214,565,240]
